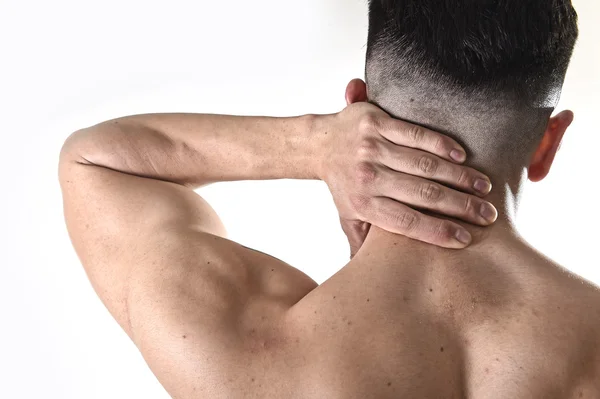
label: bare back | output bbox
[126,227,600,399]
[60,160,600,399]
[279,233,600,399]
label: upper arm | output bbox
[58,141,317,394]
[58,148,229,338]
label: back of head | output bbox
[366,0,579,177]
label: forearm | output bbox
[61,112,331,188]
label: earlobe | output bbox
[528,110,573,182]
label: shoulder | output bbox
[126,230,318,397]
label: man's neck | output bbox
[353,175,527,261]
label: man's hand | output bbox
[319,101,497,257]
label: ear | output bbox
[345,78,369,105]
[528,110,574,182]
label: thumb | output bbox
[340,218,371,259]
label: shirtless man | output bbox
[59,0,599,398]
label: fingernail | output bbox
[474,178,492,194]
[455,229,472,245]
[480,202,498,223]
[450,149,466,162]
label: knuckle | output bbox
[354,162,378,185]
[457,168,470,185]
[359,113,379,132]
[395,211,419,232]
[463,195,475,214]
[407,125,425,144]
[356,139,379,160]
[416,155,439,175]
[350,194,370,215]
[418,183,443,202]
[433,136,446,152]
[434,221,455,241]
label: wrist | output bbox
[306,112,337,181]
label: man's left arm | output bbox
[59,112,325,339]
[59,105,495,337]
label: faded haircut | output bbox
[365,0,579,173]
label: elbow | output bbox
[59,129,97,166]
[58,130,95,185]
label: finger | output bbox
[374,166,498,226]
[364,196,472,249]
[377,119,467,164]
[378,143,492,196]
[340,217,371,259]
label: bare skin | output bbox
[281,226,600,399]
[59,80,600,398]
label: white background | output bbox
[1,0,598,398]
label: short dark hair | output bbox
[366,0,579,107]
